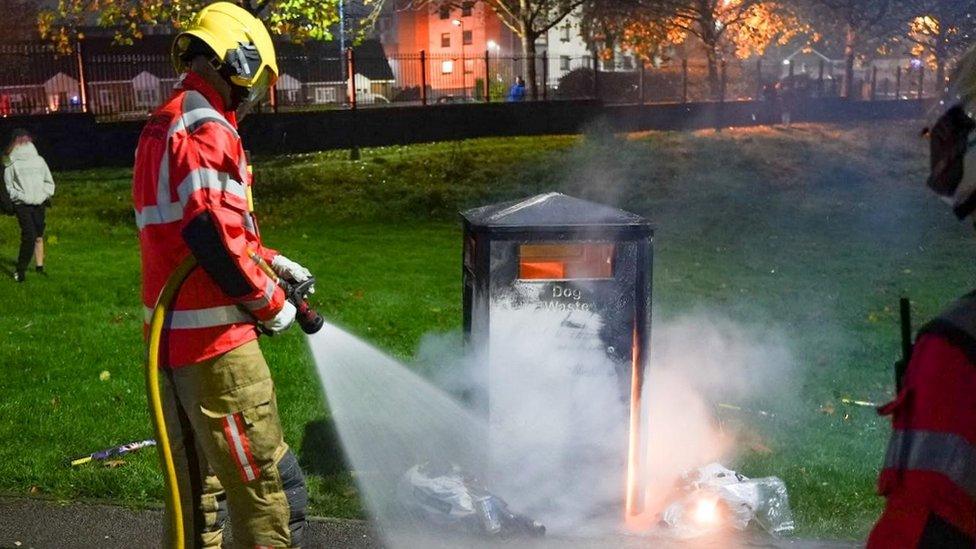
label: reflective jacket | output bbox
[133,71,284,368]
[868,293,976,548]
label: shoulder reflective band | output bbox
[884,429,976,498]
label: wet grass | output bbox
[0,121,968,539]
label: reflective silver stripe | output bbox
[134,202,183,230]
[884,429,976,498]
[137,168,247,229]
[142,305,253,329]
[179,106,239,137]
[140,91,239,231]
[178,92,238,137]
[242,212,257,234]
[224,414,258,482]
[242,278,277,312]
[175,168,246,208]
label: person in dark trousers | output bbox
[761,82,778,125]
[507,76,526,102]
[778,81,797,127]
[3,129,54,282]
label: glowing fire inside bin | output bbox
[461,192,653,521]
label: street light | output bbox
[452,18,466,97]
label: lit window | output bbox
[441,60,454,74]
[314,87,337,103]
[463,30,473,46]
[135,88,159,106]
[441,33,451,48]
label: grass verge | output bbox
[0,122,968,539]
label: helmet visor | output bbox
[247,67,275,106]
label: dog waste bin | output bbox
[461,192,653,518]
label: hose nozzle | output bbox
[285,277,324,335]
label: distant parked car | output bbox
[357,91,390,104]
[435,95,477,104]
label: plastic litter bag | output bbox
[661,463,794,538]
[397,461,545,538]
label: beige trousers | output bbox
[160,340,307,548]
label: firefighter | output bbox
[866,45,976,549]
[132,3,310,547]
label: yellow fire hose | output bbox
[146,252,320,549]
[146,255,197,549]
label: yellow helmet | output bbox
[172,2,278,101]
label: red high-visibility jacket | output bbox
[133,71,284,368]
[868,294,976,548]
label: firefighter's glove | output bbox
[261,300,296,335]
[271,255,315,294]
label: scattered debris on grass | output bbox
[839,397,878,408]
[70,439,156,467]
[717,403,775,419]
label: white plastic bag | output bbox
[661,463,795,538]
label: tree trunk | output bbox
[935,28,947,98]
[699,8,721,101]
[705,44,720,100]
[936,58,946,98]
[843,24,856,99]
[521,29,540,100]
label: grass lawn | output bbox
[0,122,971,539]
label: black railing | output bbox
[0,42,940,121]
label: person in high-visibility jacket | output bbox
[867,44,976,549]
[132,4,310,547]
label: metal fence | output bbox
[0,42,940,121]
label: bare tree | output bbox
[898,0,976,93]
[38,0,344,52]
[808,0,909,98]
[585,0,801,99]
[0,0,39,41]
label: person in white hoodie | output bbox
[3,129,54,282]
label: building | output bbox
[379,1,569,96]
[82,35,180,117]
[0,44,83,115]
[78,35,394,115]
[0,72,82,115]
[275,39,395,107]
[381,2,635,97]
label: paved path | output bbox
[0,497,376,549]
[0,496,859,549]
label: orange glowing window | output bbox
[519,243,614,280]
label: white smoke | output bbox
[411,307,797,536]
[309,286,797,548]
